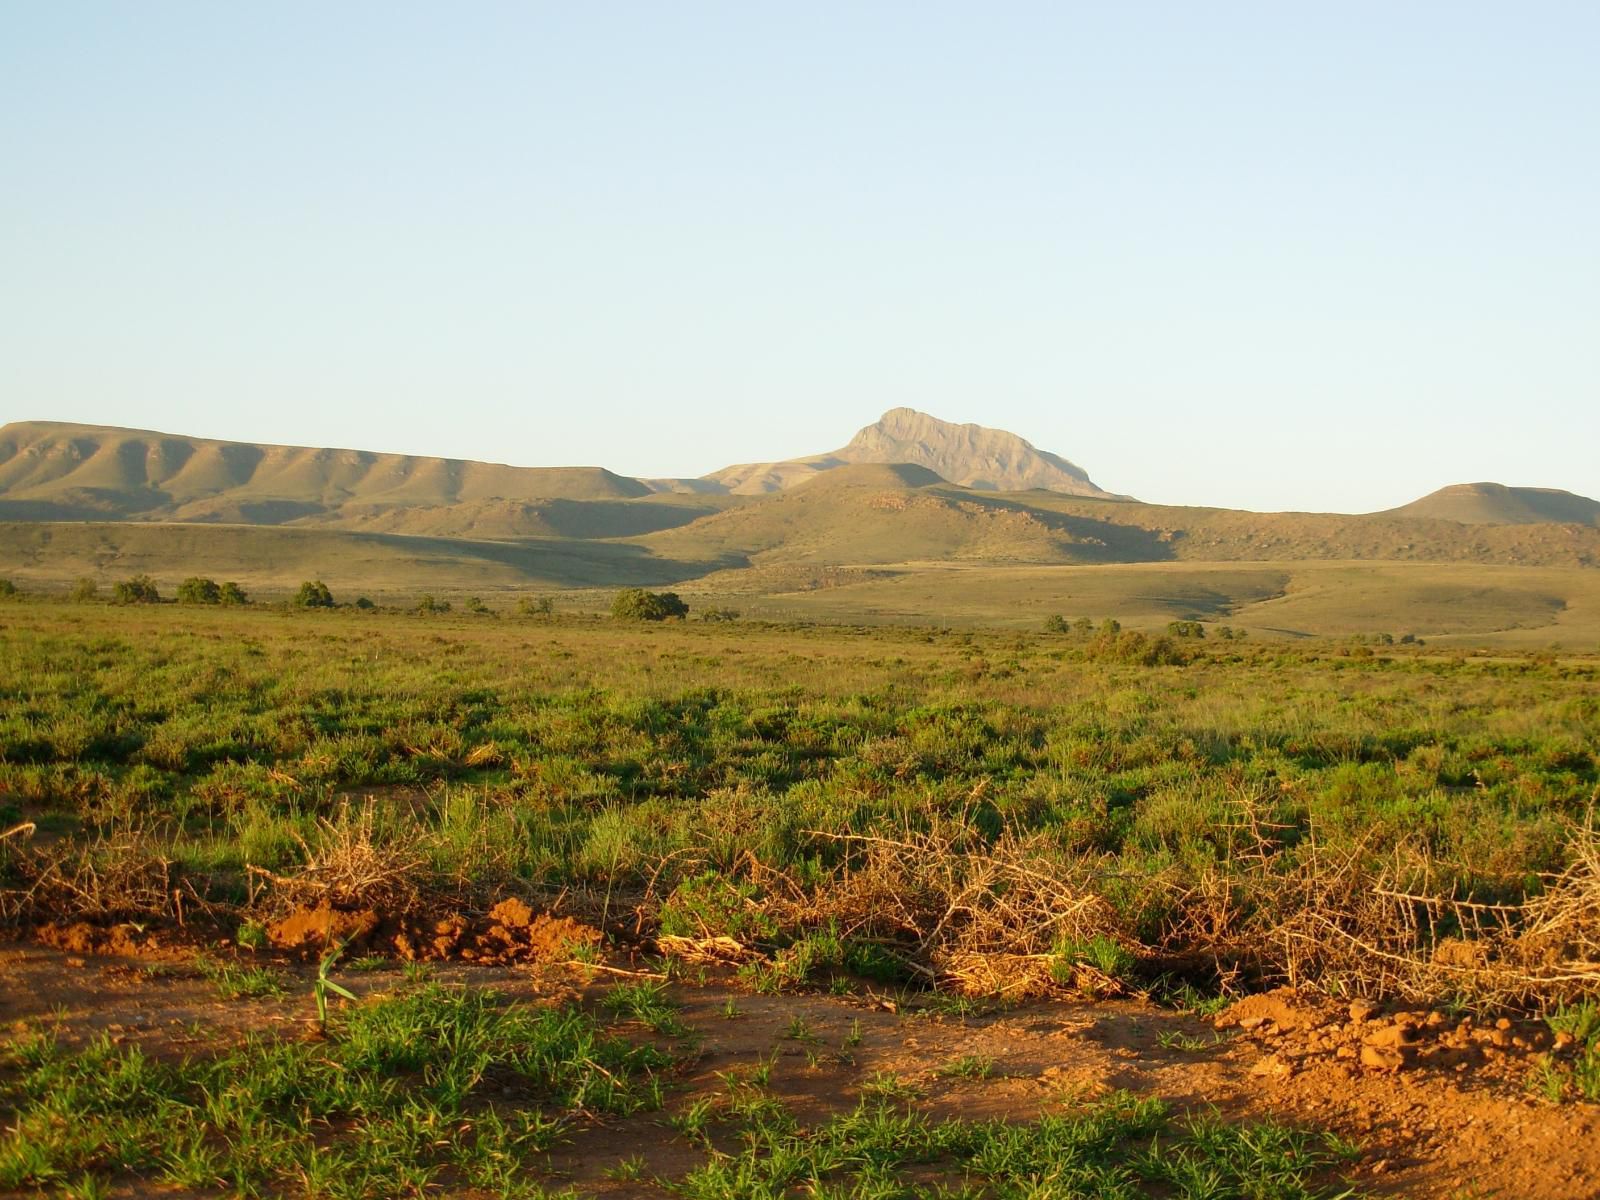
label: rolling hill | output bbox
[1383,482,1600,526]
[0,421,653,525]
[639,466,1600,571]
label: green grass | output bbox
[938,1054,996,1079]
[0,984,670,1198]
[197,957,288,1000]
[1534,1001,1600,1102]
[600,979,690,1037]
[669,1089,1361,1200]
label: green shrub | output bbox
[111,575,160,604]
[517,595,555,616]
[219,581,249,606]
[177,577,222,605]
[70,577,98,602]
[1053,934,1138,985]
[842,939,916,984]
[1084,630,1185,666]
[612,588,688,622]
[769,925,846,988]
[293,580,335,608]
[1043,614,1068,633]
[417,594,451,614]
[659,871,777,943]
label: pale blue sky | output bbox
[3,3,1596,511]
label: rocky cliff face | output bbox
[704,408,1118,497]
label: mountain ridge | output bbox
[2,417,1596,542]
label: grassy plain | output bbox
[3,600,1600,1197]
[2,600,1597,997]
[679,559,1600,647]
[8,531,1600,648]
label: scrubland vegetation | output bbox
[2,600,1596,1011]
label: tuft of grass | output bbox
[938,1054,995,1079]
[601,979,689,1037]
[605,1154,650,1182]
[783,1015,820,1044]
[1053,934,1138,986]
[1536,1001,1600,1102]
[1156,981,1232,1018]
[197,958,287,1000]
[748,1052,777,1088]
[859,1071,921,1102]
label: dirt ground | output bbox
[1,942,1597,1200]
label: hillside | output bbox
[640,467,1600,570]
[1384,482,1600,526]
[0,421,653,524]
[705,408,1117,496]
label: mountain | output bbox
[704,408,1118,497]
[4,416,1600,602]
[1383,483,1600,527]
[0,409,1117,526]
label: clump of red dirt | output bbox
[265,896,601,965]
[1215,986,1565,1085]
[34,920,167,959]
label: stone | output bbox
[1361,1043,1409,1071]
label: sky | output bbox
[2,2,1597,513]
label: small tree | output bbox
[1071,617,1094,637]
[178,576,222,605]
[1043,614,1068,633]
[219,581,250,606]
[112,575,160,604]
[294,580,335,608]
[517,595,555,616]
[612,588,689,621]
[1099,618,1122,636]
[417,594,451,614]
[463,596,489,614]
[354,596,376,611]
[0,579,16,599]
[1166,620,1206,639]
[71,577,98,603]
